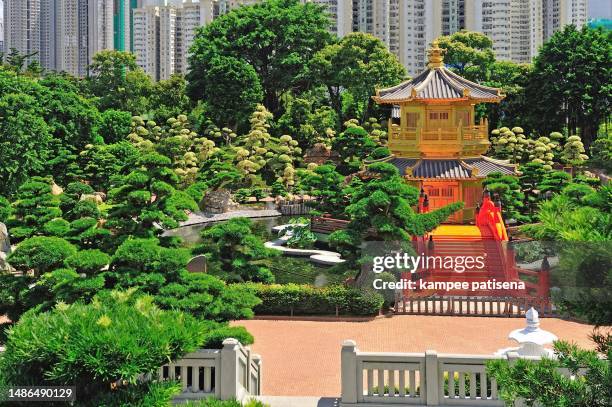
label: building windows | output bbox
[429,112,449,121]
[405,112,419,128]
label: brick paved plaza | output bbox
[233,315,596,396]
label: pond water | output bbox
[164,215,344,286]
[164,215,296,246]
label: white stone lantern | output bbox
[496,307,558,357]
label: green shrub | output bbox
[561,183,595,203]
[64,249,111,275]
[71,200,101,219]
[60,182,95,216]
[248,283,383,316]
[93,380,181,407]
[42,218,71,237]
[155,273,261,322]
[7,236,76,276]
[183,399,268,407]
[202,325,254,349]
[235,188,251,203]
[487,341,611,407]
[369,146,391,160]
[0,290,206,406]
[0,195,11,224]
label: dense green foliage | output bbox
[487,340,611,407]
[521,185,611,324]
[482,173,525,222]
[0,290,206,406]
[311,32,406,123]
[195,217,278,283]
[249,283,384,316]
[187,0,332,121]
[525,25,611,147]
[0,3,611,404]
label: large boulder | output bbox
[80,193,104,205]
[0,222,13,271]
[200,189,237,214]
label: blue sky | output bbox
[590,0,612,19]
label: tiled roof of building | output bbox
[463,157,516,176]
[412,159,471,179]
[388,157,419,174]
[373,42,504,104]
[374,68,504,103]
[388,157,516,179]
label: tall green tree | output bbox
[189,55,263,129]
[87,50,153,113]
[195,217,278,283]
[437,31,495,81]
[187,0,332,115]
[311,32,406,124]
[526,25,611,148]
[149,74,192,123]
[300,164,346,217]
[0,93,53,195]
[106,152,198,240]
[8,177,62,241]
[337,163,463,241]
[97,109,132,144]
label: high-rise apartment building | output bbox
[114,0,133,51]
[132,0,217,80]
[543,0,588,38]
[353,0,391,46]
[307,0,352,37]
[390,0,587,74]
[177,0,215,73]
[132,5,159,78]
[3,0,41,66]
[0,0,4,52]
[4,0,113,75]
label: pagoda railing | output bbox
[389,121,488,143]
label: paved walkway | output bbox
[232,315,595,397]
[254,396,340,407]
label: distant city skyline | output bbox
[2,0,596,78]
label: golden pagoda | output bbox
[373,41,516,223]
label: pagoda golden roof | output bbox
[373,41,505,104]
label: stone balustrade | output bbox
[158,338,261,402]
[340,340,540,407]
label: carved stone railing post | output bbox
[341,340,359,405]
[425,350,439,405]
[220,338,240,400]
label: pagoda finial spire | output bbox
[428,40,446,68]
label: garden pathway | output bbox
[232,315,596,397]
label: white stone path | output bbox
[265,225,345,265]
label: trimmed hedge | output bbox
[247,283,384,316]
[202,325,254,349]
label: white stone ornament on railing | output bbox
[496,307,558,357]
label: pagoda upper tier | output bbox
[373,41,505,158]
[373,41,505,104]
